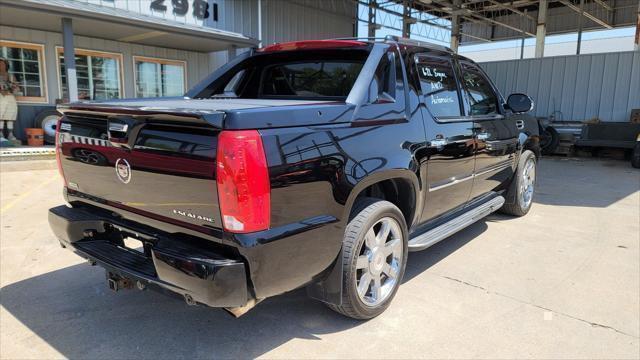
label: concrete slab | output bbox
[0,157,638,359]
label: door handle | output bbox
[516,120,525,129]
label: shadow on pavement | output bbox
[533,157,639,208]
[1,220,490,359]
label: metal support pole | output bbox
[61,18,78,102]
[635,0,640,51]
[257,0,263,47]
[577,0,584,54]
[368,0,376,38]
[450,0,462,53]
[402,0,411,38]
[535,0,547,58]
[520,9,527,59]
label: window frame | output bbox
[457,60,504,119]
[414,53,465,122]
[132,56,188,98]
[55,47,125,101]
[0,40,48,104]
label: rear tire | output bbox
[327,198,408,320]
[632,142,640,169]
[540,126,559,155]
[501,150,536,216]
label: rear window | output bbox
[197,49,369,100]
[261,61,363,98]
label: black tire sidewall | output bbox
[632,143,640,169]
[541,127,559,155]
[343,199,408,318]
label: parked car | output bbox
[49,37,540,319]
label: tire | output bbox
[35,109,61,145]
[327,198,408,320]
[632,142,640,169]
[500,150,536,216]
[540,126,559,155]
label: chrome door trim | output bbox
[428,174,473,192]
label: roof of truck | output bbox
[256,36,453,54]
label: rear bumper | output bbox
[48,205,249,308]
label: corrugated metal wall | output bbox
[480,51,640,122]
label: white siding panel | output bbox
[481,51,640,122]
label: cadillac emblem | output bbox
[115,158,132,184]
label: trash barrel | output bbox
[25,128,45,147]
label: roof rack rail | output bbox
[331,35,453,53]
[384,35,453,52]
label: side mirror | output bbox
[506,93,534,114]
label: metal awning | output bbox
[0,0,259,52]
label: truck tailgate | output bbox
[57,107,223,232]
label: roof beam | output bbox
[475,0,539,12]
[557,0,613,29]
[426,0,535,36]
[592,0,613,11]
[482,0,536,21]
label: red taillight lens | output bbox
[216,130,270,233]
[55,118,67,185]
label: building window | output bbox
[57,48,124,101]
[133,56,186,98]
[0,41,47,103]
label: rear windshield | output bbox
[195,49,369,101]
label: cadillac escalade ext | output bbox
[48,37,540,319]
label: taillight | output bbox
[216,130,270,233]
[55,118,67,185]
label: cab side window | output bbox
[368,51,396,103]
[416,57,462,118]
[460,63,499,116]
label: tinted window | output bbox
[368,51,396,103]
[261,61,363,98]
[416,57,462,117]
[460,64,499,116]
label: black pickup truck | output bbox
[49,37,539,319]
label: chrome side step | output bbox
[408,195,505,251]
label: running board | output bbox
[408,196,505,251]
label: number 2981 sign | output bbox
[150,0,218,21]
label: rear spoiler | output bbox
[57,103,225,129]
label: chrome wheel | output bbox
[355,216,403,307]
[42,115,59,138]
[519,157,536,209]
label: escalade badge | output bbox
[115,158,132,184]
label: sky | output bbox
[356,2,636,54]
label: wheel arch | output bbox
[519,132,541,159]
[343,169,421,229]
